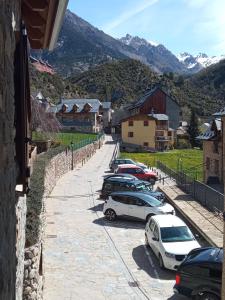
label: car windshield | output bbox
[160,226,194,243]
[138,193,162,207]
[136,183,152,191]
[127,159,134,164]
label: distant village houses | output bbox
[30,56,55,75]
[55,99,112,133]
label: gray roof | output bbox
[149,114,169,121]
[56,98,102,113]
[102,102,111,109]
[197,118,221,140]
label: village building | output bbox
[55,99,103,133]
[121,113,175,151]
[127,86,181,130]
[197,116,223,186]
[30,56,55,74]
[100,101,113,133]
[119,86,180,151]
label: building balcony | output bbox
[155,136,172,141]
[156,126,168,130]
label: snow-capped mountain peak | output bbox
[120,34,158,48]
[177,52,225,71]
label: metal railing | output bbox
[157,161,224,213]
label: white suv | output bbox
[103,191,175,221]
[145,215,200,270]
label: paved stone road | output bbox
[43,136,188,300]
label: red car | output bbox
[116,164,158,183]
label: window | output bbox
[135,168,144,174]
[206,157,210,170]
[128,132,134,137]
[126,196,139,205]
[144,120,149,126]
[125,168,136,174]
[214,160,219,174]
[111,195,128,204]
[128,120,133,126]
[143,142,149,147]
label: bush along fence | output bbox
[157,161,224,213]
[23,134,105,300]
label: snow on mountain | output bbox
[177,52,225,71]
[120,34,158,48]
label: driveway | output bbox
[43,136,188,300]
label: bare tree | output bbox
[31,97,61,141]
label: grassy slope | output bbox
[33,132,97,146]
[120,149,203,180]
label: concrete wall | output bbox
[122,116,156,148]
[23,137,104,300]
[0,1,26,300]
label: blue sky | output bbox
[68,0,225,56]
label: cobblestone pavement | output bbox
[43,136,189,300]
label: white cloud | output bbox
[103,0,158,32]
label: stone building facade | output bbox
[0,1,68,299]
[0,2,22,299]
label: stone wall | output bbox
[23,137,104,300]
[0,1,25,300]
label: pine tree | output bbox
[187,109,200,147]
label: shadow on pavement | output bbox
[93,217,145,230]
[132,245,175,281]
[88,203,104,212]
[104,140,116,144]
[167,294,190,300]
[104,170,113,174]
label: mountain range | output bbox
[177,52,225,73]
[32,10,224,76]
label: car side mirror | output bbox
[152,237,158,241]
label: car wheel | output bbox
[105,209,116,221]
[195,293,219,300]
[159,254,165,269]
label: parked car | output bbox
[116,164,158,183]
[103,191,175,221]
[103,173,138,181]
[101,177,165,200]
[145,215,200,270]
[109,158,148,172]
[174,247,222,300]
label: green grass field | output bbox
[32,131,98,146]
[120,149,203,180]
